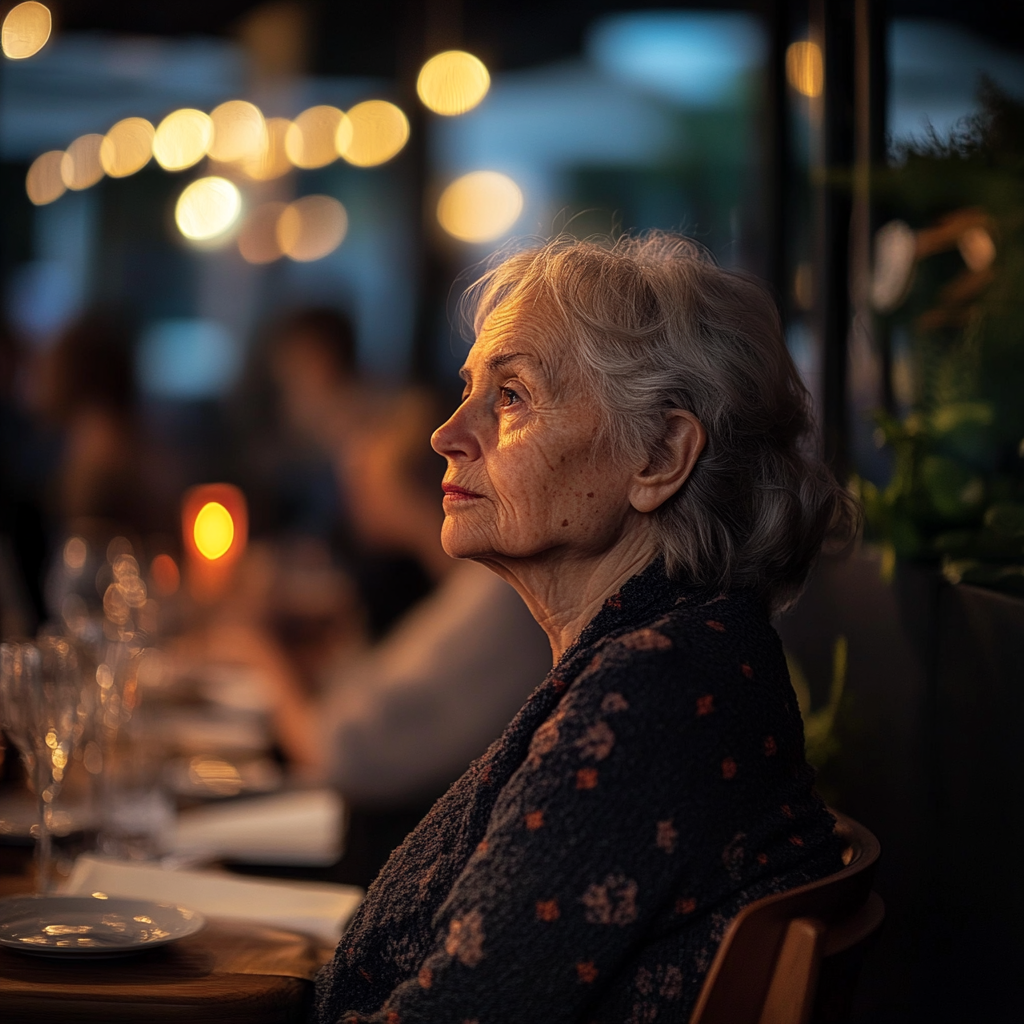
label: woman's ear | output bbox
[628,410,706,514]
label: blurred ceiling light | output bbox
[437,171,523,243]
[237,201,288,264]
[100,117,155,177]
[958,226,996,273]
[285,106,348,169]
[60,134,105,190]
[417,50,490,116]
[786,41,823,98]
[2,2,51,60]
[277,195,348,261]
[240,117,292,180]
[339,100,410,167]
[153,109,214,171]
[193,501,234,560]
[209,100,266,163]
[175,176,243,242]
[26,150,66,204]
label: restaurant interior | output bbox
[0,1,1022,1021]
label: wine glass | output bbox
[0,638,81,891]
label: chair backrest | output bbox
[689,811,883,1024]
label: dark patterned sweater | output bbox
[313,559,844,1024]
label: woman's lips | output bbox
[442,483,483,501]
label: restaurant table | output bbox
[0,871,335,1024]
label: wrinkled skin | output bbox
[431,295,705,659]
[432,301,638,564]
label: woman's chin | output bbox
[441,520,495,561]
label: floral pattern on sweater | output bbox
[313,559,844,1024]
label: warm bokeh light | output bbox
[193,502,234,560]
[26,150,66,205]
[339,100,410,167]
[181,484,248,602]
[60,134,105,191]
[437,170,523,243]
[2,2,51,60]
[277,195,348,261]
[237,201,288,264]
[150,554,181,596]
[209,100,266,164]
[153,109,214,171]
[417,50,490,116]
[240,117,293,180]
[63,536,87,572]
[958,226,997,273]
[285,106,348,169]
[100,117,155,178]
[786,41,823,98]
[175,176,243,242]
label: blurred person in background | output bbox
[260,307,433,640]
[30,308,169,542]
[199,388,551,885]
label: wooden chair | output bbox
[690,811,884,1024]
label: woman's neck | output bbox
[477,529,658,663]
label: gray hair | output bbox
[458,232,859,614]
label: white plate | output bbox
[0,894,205,958]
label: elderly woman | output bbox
[314,233,857,1023]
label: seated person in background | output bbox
[31,308,170,539]
[264,307,431,638]
[313,232,859,1024]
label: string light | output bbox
[237,201,288,264]
[277,195,348,261]
[100,118,155,178]
[285,106,348,169]
[153,109,214,171]
[26,150,66,205]
[175,176,243,242]
[437,171,523,243]
[2,2,51,60]
[240,117,293,181]
[417,51,490,116]
[339,100,410,167]
[60,134,105,190]
[209,100,266,164]
[786,41,823,98]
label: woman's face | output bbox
[431,296,640,566]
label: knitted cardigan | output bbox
[313,559,844,1023]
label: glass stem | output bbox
[36,783,52,893]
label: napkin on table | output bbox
[62,855,363,943]
[168,788,345,866]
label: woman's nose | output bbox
[431,401,479,461]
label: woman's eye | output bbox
[499,386,521,407]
